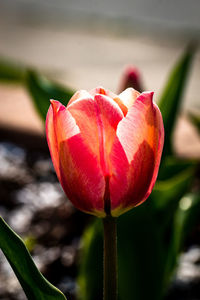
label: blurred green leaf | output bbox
[163,193,200,287]
[188,111,200,134]
[151,167,196,288]
[152,164,195,210]
[26,70,74,121]
[158,156,197,180]
[174,193,200,251]
[0,217,67,300]
[158,45,195,156]
[78,220,103,300]
[117,203,164,300]
[0,58,25,82]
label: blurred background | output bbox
[0,1,200,300]
[0,0,200,154]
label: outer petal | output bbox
[46,100,75,181]
[68,94,123,176]
[46,103,59,177]
[67,90,92,106]
[67,94,123,214]
[109,92,164,216]
[46,100,106,217]
[89,87,117,99]
[94,94,124,176]
[67,97,100,161]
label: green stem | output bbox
[103,216,118,300]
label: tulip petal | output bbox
[59,136,106,217]
[46,100,77,181]
[118,88,140,110]
[90,87,108,96]
[46,104,58,176]
[90,87,117,99]
[112,88,140,116]
[67,94,124,214]
[67,97,101,162]
[67,94,123,176]
[110,92,164,216]
[67,90,92,106]
[46,99,80,181]
[46,100,106,217]
[94,94,124,176]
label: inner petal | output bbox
[112,88,140,116]
[118,88,140,109]
[94,94,124,176]
[68,94,124,177]
[67,97,100,161]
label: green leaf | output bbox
[26,70,74,121]
[152,164,195,210]
[174,193,200,251]
[158,156,197,180]
[0,217,67,300]
[150,167,195,289]
[158,45,195,156]
[0,58,25,83]
[117,203,165,300]
[163,193,200,287]
[77,219,103,300]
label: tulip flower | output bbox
[46,87,164,218]
[46,86,164,300]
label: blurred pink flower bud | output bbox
[118,66,143,93]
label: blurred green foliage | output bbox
[26,71,74,120]
[158,45,195,156]
[0,59,25,83]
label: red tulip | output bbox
[46,87,164,217]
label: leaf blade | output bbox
[0,217,67,300]
[0,58,25,83]
[26,70,74,121]
[158,45,195,155]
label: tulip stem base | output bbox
[103,216,117,300]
